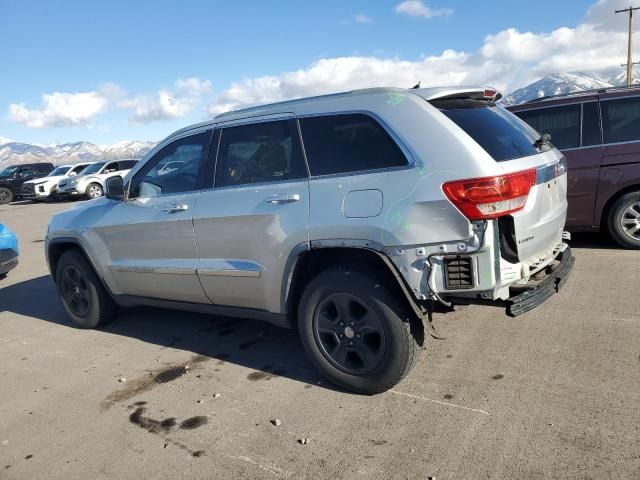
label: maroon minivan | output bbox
[509,86,640,248]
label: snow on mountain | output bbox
[0,136,14,145]
[501,68,640,105]
[0,139,156,170]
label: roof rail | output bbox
[525,84,640,104]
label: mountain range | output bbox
[0,140,156,170]
[500,67,640,105]
[2,67,638,169]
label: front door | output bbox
[193,118,309,313]
[96,130,213,303]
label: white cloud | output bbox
[114,77,211,124]
[207,0,636,116]
[395,1,453,19]
[8,91,107,128]
[354,13,374,24]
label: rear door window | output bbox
[299,114,408,176]
[215,119,307,187]
[513,104,581,150]
[119,160,138,170]
[602,96,640,144]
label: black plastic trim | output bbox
[506,247,575,317]
[115,295,290,329]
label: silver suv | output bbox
[46,87,574,394]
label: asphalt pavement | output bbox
[1,201,638,479]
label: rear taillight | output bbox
[442,169,536,220]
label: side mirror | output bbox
[68,171,77,177]
[105,176,125,201]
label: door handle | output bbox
[265,194,300,205]
[162,204,189,213]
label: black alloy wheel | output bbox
[313,293,386,375]
[60,264,91,316]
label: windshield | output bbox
[79,162,105,175]
[48,166,71,176]
[434,101,541,162]
[0,166,19,177]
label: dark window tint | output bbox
[299,114,407,176]
[18,167,35,177]
[602,97,640,144]
[131,132,210,198]
[120,160,138,169]
[215,120,306,187]
[515,104,580,150]
[104,162,120,173]
[35,164,53,173]
[582,102,601,146]
[442,105,540,161]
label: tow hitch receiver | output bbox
[506,247,575,317]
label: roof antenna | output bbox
[411,81,421,89]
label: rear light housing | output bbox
[442,169,536,220]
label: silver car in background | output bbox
[45,86,574,394]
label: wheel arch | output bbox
[47,238,115,298]
[282,245,426,331]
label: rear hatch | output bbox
[426,89,568,263]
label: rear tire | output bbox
[0,187,13,205]
[607,191,640,249]
[298,264,421,395]
[55,250,118,328]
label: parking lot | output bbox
[0,201,639,479]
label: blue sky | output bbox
[0,0,622,145]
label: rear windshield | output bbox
[434,100,541,162]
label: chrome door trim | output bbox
[196,259,264,278]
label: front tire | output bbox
[608,191,640,249]
[298,265,421,395]
[86,183,103,199]
[0,187,13,205]
[55,250,118,328]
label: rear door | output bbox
[514,100,603,229]
[193,117,309,313]
[96,130,213,302]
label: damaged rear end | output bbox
[411,87,574,316]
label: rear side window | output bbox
[215,120,307,187]
[299,114,408,176]
[119,160,138,169]
[582,102,602,146]
[440,104,539,161]
[515,104,580,150]
[602,97,640,144]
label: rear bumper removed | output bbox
[506,247,574,317]
[451,246,575,317]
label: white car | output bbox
[57,159,138,199]
[21,163,94,201]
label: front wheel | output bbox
[298,265,421,394]
[55,250,118,328]
[86,183,103,199]
[0,187,13,205]
[608,191,640,249]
